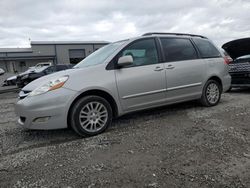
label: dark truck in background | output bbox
[222,38,250,89]
[16,64,73,88]
[228,56,250,88]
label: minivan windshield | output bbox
[74,40,126,68]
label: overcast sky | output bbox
[0,0,250,48]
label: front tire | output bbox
[70,95,113,137]
[200,80,222,107]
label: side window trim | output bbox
[155,37,165,63]
[189,38,201,59]
[158,37,168,62]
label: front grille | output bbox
[230,73,250,85]
[229,62,250,73]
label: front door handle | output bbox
[154,66,164,71]
[166,64,175,69]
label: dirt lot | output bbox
[0,90,250,187]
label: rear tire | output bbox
[200,80,222,107]
[69,95,113,137]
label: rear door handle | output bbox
[154,66,164,71]
[166,64,175,69]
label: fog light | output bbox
[33,116,50,123]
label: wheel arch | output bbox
[67,89,119,128]
[206,75,223,90]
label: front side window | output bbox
[160,38,198,62]
[44,66,55,74]
[193,38,221,58]
[119,38,159,67]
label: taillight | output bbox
[224,57,231,65]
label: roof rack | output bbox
[142,32,207,39]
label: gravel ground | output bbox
[0,90,250,187]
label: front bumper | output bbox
[230,72,250,87]
[15,87,77,130]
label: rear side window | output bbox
[192,38,221,58]
[160,38,198,62]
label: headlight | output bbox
[28,75,69,97]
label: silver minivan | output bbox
[15,33,231,136]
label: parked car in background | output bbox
[222,38,250,89]
[0,68,5,75]
[228,55,250,89]
[2,62,53,86]
[3,67,39,87]
[29,62,52,71]
[16,64,73,88]
[16,33,231,137]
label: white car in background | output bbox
[2,62,52,86]
[29,62,52,71]
[0,68,5,75]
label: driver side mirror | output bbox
[117,55,133,67]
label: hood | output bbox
[7,75,17,81]
[22,68,79,91]
[18,69,36,76]
[222,38,250,60]
[18,66,49,76]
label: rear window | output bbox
[234,56,250,64]
[160,38,198,62]
[193,38,221,58]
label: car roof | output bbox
[141,32,207,39]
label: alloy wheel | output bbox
[78,101,108,133]
[206,83,220,104]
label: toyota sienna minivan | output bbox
[15,33,231,136]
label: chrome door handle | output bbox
[166,64,175,69]
[154,66,164,71]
